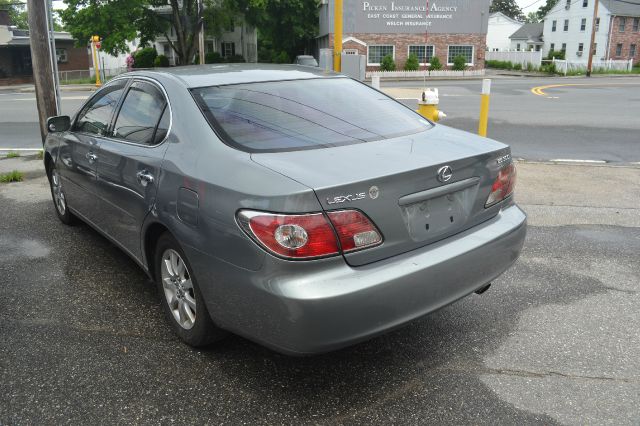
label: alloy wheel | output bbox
[51,169,66,216]
[160,249,196,330]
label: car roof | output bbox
[125,63,340,88]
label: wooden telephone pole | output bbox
[586,0,600,77]
[27,0,58,144]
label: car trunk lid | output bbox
[251,124,512,266]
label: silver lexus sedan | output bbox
[43,64,526,355]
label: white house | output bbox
[542,0,640,62]
[486,12,523,51]
[509,23,544,51]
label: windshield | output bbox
[192,78,432,153]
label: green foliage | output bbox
[380,55,396,71]
[36,150,44,160]
[452,55,467,71]
[404,54,420,71]
[0,170,23,183]
[154,54,170,67]
[526,62,536,72]
[133,48,157,69]
[536,0,559,20]
[486,60,539,72]
[272,51,290,64]
[205,52,224,64]
[490,0,525,21]
[540,62,557,74]
[524,11,539,23]
[429,56,442,71]
[0,0,29,29]
[512,63,522,71]
[546,49,565,60]
[5,151,19,158]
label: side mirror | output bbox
[47,115,71,133]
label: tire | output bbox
[48,164,76,225]
[154,232,227,347]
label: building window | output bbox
[616,43,623,56]
[367,45,394,65]
[630,44,637,57]
[596,17,600,31]
[226,19,235,32]
[562,43,567,52]
[593,43,597,54]
[516,43,521,51]
[565,0,571,9]
[56,48,68,63]
[408,45,434,64]
[552,20,557,32]
[550,43,555,51]
[581,18,587,31]
[634,18,639,32]
[582,0,588,6]
[564,19,569,31]
[344,49,358,55]
[447,45,473,65]
[578,43,584,53]
[619,17,626,32]
[222,42,235,58]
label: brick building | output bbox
[0,9,90,85]
[317,0,491,70]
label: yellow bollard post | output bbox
[333,0,343,72]
[91,35,102,87]
[478,79,491,137]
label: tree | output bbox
[536,0,559,20]
[60,0,262,65]
[429,56,442,71]
[0,0,29,28]
[404,53,419,71]
[452,55,467,71]
[380,54,395,71]
[525,12,540,23]
[490,0,524,21]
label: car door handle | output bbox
[86,152,98,164]
[136,170,155,187]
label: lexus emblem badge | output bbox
[437,165,453,183]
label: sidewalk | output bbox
[0,84,97,93]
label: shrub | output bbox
[513,63,522,71]
[226,54,246,63]
[452,55,467,71]
[380,54,396,71]
[205,52,223,64]
[404,53,420,71]
[132,48,157,69]
[153,54,170,67]
[546,49,565,60]
[526,62,536,72]
[272,51,290,64]
[429,56,442,70]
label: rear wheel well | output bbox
[144,222,170,282]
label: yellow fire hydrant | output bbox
[417,88,446,122]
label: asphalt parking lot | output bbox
[1,160,639,424]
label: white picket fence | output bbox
[366,69,485,79]
[486,50,543,67]
[551,59,634,75]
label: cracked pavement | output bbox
[1,160,639,424]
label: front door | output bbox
[94,80,170,261]
[57,80,127,222]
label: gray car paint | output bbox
[44,64,527,354]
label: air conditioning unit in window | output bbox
[576,51,583,56]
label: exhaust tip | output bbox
[475,283,491,295]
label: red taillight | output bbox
[326,210,382,252]
[237,209,383,260]
[485,163,517,207]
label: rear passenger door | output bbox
[94,79,170,261]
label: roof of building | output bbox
[489,12,523,25]
[601,0,640,17]
[509,22,544,42]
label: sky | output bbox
[516,0,544,14]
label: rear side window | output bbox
[192,78,431,152]
[113,81,167,145]
[74,80,127,136]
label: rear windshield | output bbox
[192,78,432,152]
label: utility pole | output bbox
[586,0,600,77]
[333,0,342,72]
[198,0,205,64]
[27,0,58,144]
[46,0,61,114]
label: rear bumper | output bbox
[193,204,527,355]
